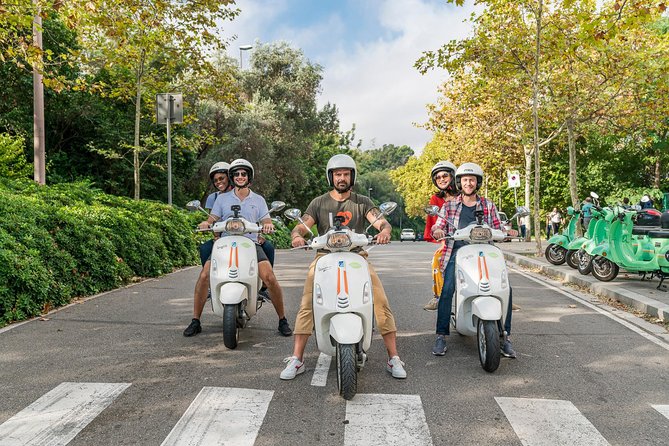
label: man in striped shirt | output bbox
[430,162,516,358]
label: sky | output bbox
[222,0,477,154]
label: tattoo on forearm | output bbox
[370,208,381,219]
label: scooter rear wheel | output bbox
[545,244,567,265]
[223,304,239,349]
[477,319,501,373]
[591,257,619,282]
[336,343,357,400]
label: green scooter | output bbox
[565,192,601,270]
[545,206,580,265]
[607,208,669,289]
[577,204,615,276]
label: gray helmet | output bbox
[326,154,357,187]
[209,161,230,182]
[430,161,457,189]
[229,158,254,184]
[455,162,484,192]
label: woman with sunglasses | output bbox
[423,161,458,311]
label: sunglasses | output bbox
[232,171,248,177]
[213,176,227,184]
[434,173,451,181]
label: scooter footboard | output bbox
[316,313,366,357]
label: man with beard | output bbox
[184,158,293,338]
[430,162,517,358]
[279,154,407,380]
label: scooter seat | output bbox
[647,230,669,239]
[632,226,659,236]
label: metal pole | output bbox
[33,9,45,185]
[167,95,173,205]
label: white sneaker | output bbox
[386,356,407,379]
[423,297,439,311]
[280,356,305,380]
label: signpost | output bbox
[156,94,183,205]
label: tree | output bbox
[74,0,239,199]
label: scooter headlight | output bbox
[362,282,371,304]
[327,232,352,249]
[501,268,509,289]
[315,283,323,305]
[211,259,217,272]
[470,227,492,241]
[225,219,246,234]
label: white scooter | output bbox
[425,205,526,372]
[284,202,397,400]
[186,200,285,349]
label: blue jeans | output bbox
[436,246,513,336]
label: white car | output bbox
[400,228,416,242]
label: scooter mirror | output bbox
[590,191,599,200]
[185,200,201,212]
[640,195,650,203]
[632,204,642,211]
[379,201,397,215]
[284,208,302,221]
[270,201,286,213]
[424,205,440,216]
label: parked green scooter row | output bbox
[553,192,669,288]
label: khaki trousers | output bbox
[293,252,397,336]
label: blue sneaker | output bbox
[501,339,517,358]
[432,335,447,356]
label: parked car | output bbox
[400,228,416,242]
[497,211,518,241]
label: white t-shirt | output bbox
[211,190,269,242]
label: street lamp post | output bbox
[239,45,253,69]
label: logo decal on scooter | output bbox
[487,252,499,258]
[242,242,253,248]
[349,262,362,269]
[318,265,332,272]
[337,261,350,305]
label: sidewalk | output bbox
[499,241,669,323]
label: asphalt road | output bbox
[1,242,668,445]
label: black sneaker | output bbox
[258,289,271,302]
[501,339,517,358]
[183,319,202,337]
[278,318,293,336]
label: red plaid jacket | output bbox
[431,194,503,272]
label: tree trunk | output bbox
[133,54,145,200]
[533,0,543,256]
[567,119,579,208]
[524,145,533,241]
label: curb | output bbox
[503,251,669,322]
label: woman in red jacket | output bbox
[423,161,458,310]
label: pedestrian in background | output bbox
[549,207,562,235]
[581,197,594,230]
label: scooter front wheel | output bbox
[336,343,357,400]
[545,244,567,265]
[577,251,593,275]
[591,257,619,282]
[477,319,500,373]
[566,249,579,269]
[223,304,240,349]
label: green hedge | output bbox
[0,179,200,327]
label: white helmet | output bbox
[209,162,230,181]
[455,162,484,191]
[430,161,457,189]
[326,154,357,186]
[229,158,254,183]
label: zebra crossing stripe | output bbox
[344,394,432,446]
[652,405,669,420]
[0,382,130,446]
[495,397,610,445]
[161,387,273,446]
[311,353,332,387]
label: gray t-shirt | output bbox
[305,192,376,235]
[211,190,269,242]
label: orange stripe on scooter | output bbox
[482,255,490,280]
[343,269,349,294]
[337,267,341,294]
